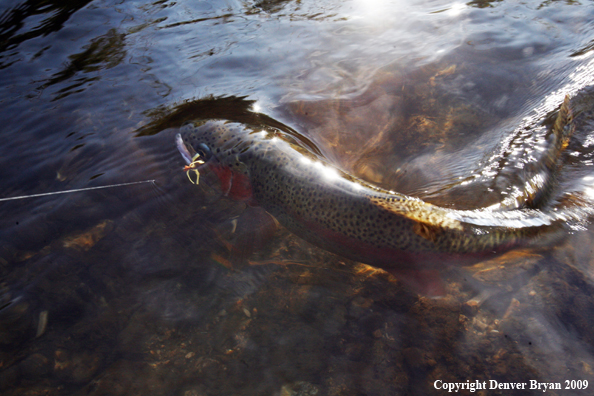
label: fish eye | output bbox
[194,143,212,160]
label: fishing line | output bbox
[0,180,157,202]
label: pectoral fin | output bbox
[413,222,442,242]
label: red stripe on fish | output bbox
[209,163,254,202]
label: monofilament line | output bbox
[0,180,156,202]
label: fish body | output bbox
[177,97,577,271]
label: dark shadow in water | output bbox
[137,95,324,157]
[467,0,579,9]
[465,0,503,8]
[0,0,93,62]
[249,0,295,14]
[571,39,594,58]
[36,28,127,101]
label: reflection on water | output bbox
[1,0,594,394]
[0,0,93,64]
[39,28,126,101]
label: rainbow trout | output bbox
[176,96,580,278]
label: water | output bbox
[1,0,594,394]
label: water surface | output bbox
[2,0,594,394]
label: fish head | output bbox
[177,120,255,171]
[176,120,255,201]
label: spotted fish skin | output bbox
[178,99,576,270]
